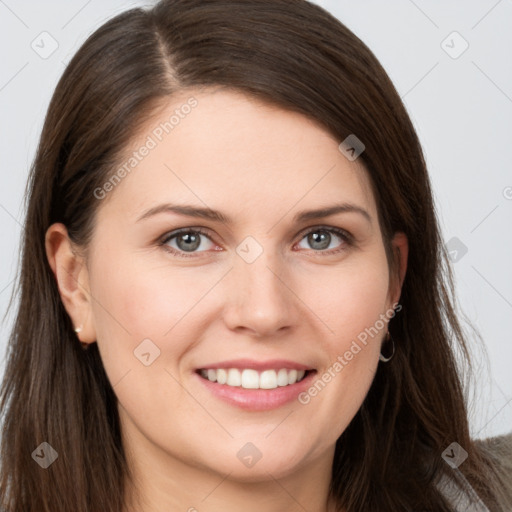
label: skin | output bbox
[46,88,408,512]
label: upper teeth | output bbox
[199,368,307,389]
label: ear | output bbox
[387,231,408,307]
[45,223,96,345]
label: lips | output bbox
[194,366,318,411]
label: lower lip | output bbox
[195,370,317,411]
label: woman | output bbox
[0,1,510,511]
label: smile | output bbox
[195,367,318,411]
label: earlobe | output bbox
[389,231,408,305]
[395,232,408,287]
[45,223,96,344]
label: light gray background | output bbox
[0,0,511,438]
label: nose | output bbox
[222,248,298,338]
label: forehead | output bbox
[96,88,377,226]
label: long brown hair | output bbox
[1,1,510,511]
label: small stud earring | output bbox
[74,326,89,350]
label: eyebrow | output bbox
[136,202,372,225]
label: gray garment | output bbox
[436,469,491,512]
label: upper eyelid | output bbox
[296,224,351,239]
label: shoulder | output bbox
[435,470,489,512]
[475,432,512,475]
[436,433,512,512]
[476,431,512,451]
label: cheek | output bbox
[90,251,210,339]
[303,254,390,344]
[87,253,201,414]
[294,253,389,425]
[87,250,224,390]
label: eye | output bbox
[159,225,353,258]
[160,228,217,257]
[295,226,353,254]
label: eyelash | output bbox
[158,225,354,259]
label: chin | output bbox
[206,444,309,483]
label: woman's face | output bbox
[57,89,407,486]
